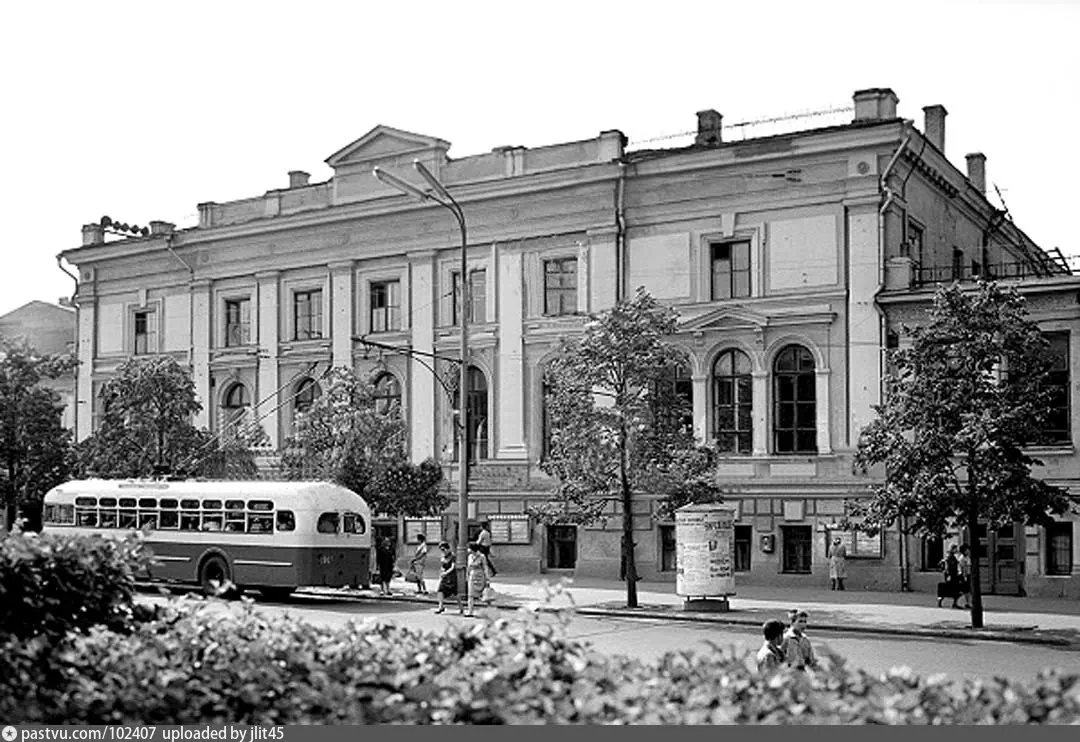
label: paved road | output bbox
[146,593,1080,683]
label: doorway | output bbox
[546,525,577,569]
[971,522,1023,595]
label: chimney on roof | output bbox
[81,223,104,246]
[289,170,310,188]
[695,109,723,147]
[149,220,175,236]
[853,88,899,122]
[965,153,986,194]
[923,104,947,151]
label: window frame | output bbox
[1046,521,1073,576]
[543,257,578,316]
[224,297,252,347]
[373,372,402,416]
[709,240,752,300]
[292,288,324,341]
[369,280,402,334]
[132,308,157,355]
[772,345,817,454]
[712,349,753,454]
[1042,332,1070,445]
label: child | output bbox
[756,619,787,674]
[782,609,817,670]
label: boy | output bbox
[782,609,817,670]
[756,619,787,674]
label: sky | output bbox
[1,0,1077,317]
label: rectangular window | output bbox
[452,270,487,325]
[405,517,443,545]
[133,310,156,355]
[1046,522,1073,576]
[827,526,883,559]
[293,290,323,340]
[951,247,964,281]
[225,298,251,347]
[488,514,531,544]
[544,258,578,316]
[659,524,677,572]
[370,281,401,333]
[734,525,752,572]
[1043,332,1070,444]
[710,241,751,300]
[781,525,812,573]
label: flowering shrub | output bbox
[0,596,1076,725]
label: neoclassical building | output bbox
[61,87,1079,596]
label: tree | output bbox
[851,280,1079,628]
[0,335,75,530]
[536,288,724,607]
[282,368,448,517]
[75,356,215,479]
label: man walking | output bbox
[475,520,497,576]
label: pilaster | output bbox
[256,271,280,446]
[816,368,832,455]
[75,296,96,442]
[497,248,527,459]
[329,261,354,369]
[409,252,437,461]
[752,370,768,456]
[191,279,212,430]
[691,374,708,445]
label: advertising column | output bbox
[675,504,736,607]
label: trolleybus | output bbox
[42,479,372,597]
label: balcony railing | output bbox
[913,260,1065,287]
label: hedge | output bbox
[1,598,1077,725]
[0,530,155,642]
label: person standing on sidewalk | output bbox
[407,533,429,596]
[938,544,960,608]
[475,521,497,577]
[828,536,847,591]
[464,542,488,617]
[956,544,972,610]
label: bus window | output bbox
[225,500,244,511]
[248,513,273,533]
[159,510,179,529]
[317,512,340,534]
[139,512,158,530]
[160,498,178,509]
[201,515,224,531]
[99,510,118,528]
[343,512,366,535]
[119,498,137,508]
[180,512,200,531]
[100,497,117,508]
[76,508,97,527]
[203,500,222,510]
[224,515,245,532]
[119,509,137,529]
[75,497,97,507]
[180,499,199,510]
[276,510,296,532]
[138,498,157,508]
[249,500,273,512]
[44,503,74,525]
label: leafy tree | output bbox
[0,335,75,530]
[282,368,448,517]
[851,280,1079,628]
[75,356,216,479]
[536,288,723,607]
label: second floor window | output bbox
[452,270,486,325]
[711,241,751,300]
[1043,332,1070,445]
[225,298,251,347]
[373,373,402,415]
[133,310,156,355]
[712,349,753,453]
[294,289,322,340]
[544,258,577,316]
[773,345,817,454]
[370,281,401,333]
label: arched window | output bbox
[712,349,752,453]
[373,373,402,415]
[773,345,817,454]
[294,378,321,416]
[222,382,250,438]
[453,366,488,463]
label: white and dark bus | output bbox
[42,479,372,597]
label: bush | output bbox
[1,597,1077,725]
[0,530,155,641]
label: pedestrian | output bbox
[828,536,847,591]
[407,533,430,596]
[433,541,463,614]
[375,536,396,597]
[938,544,960,608]
[956,544,972,610]
[756,619,787,674]
[782,609,817,670]
[475,520,497,577]
[464,541,488,617]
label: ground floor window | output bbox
[781,525,812,573]
[734,525,752,572]
[659,525,676,572]
[546,525,577,569]
[920,535,944,571]
[1046,522,1074,576]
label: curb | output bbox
[298,588,1076,647]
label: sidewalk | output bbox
[343,572,1080,648]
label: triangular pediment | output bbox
[325,125,451,169]
[679,305,769,332]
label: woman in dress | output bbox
[938,544,961,608]
[956,544,972,609]
[828,536,847,591]
[408,533,430,595]
[465,541,488,617]
[375,536,396,597]
[433,541,463,614]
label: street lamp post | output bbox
[373,161,470,589]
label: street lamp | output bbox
[373,161,471,588]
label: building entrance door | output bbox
[972,522,1022,595]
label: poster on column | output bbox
[675,504,736,597]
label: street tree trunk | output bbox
[619,417,638,608]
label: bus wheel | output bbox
[260,586,294,602]
[199,555,235,598]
